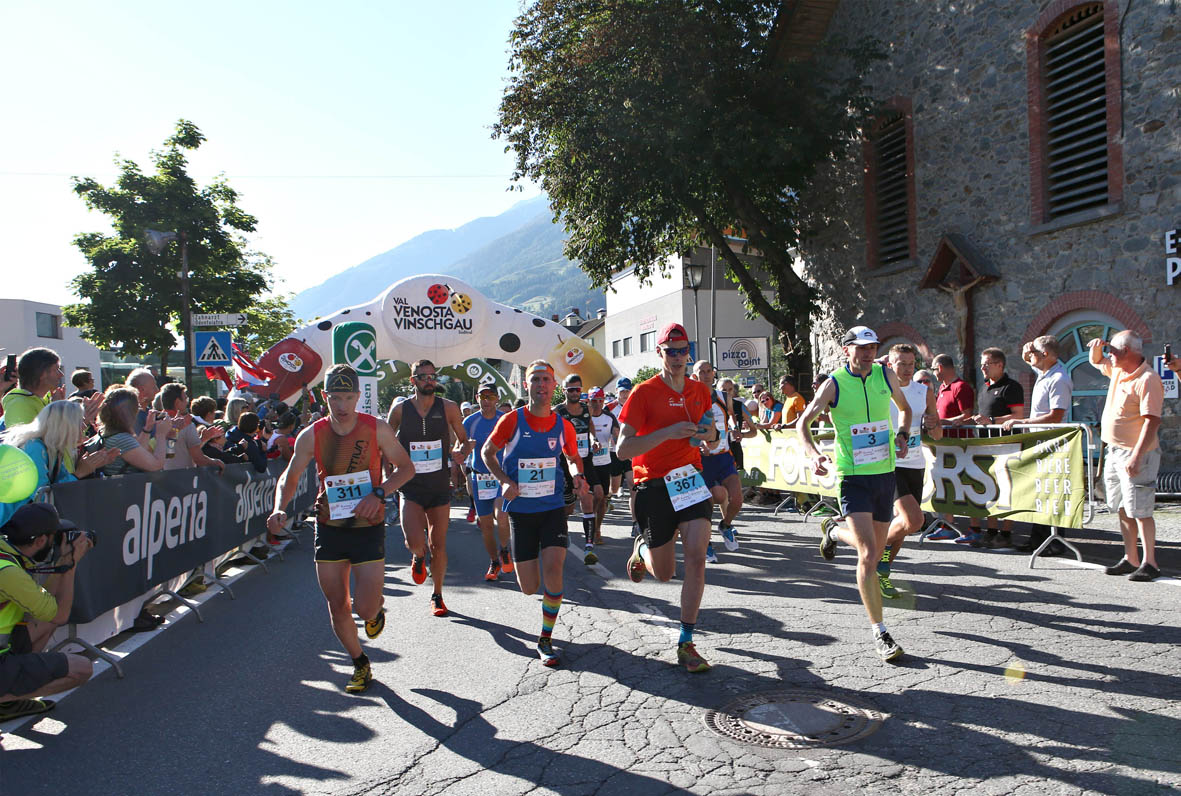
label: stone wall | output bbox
[799,0,1180,465]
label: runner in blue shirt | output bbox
[462,385,514,581]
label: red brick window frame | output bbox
[1026,1,1124,225]
[863,97,916,269]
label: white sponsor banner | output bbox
[716,336,770,371]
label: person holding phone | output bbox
[1,349,65,430]
[1088,331,1165,581]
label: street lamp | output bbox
[684,259,706,361]
[144,229,192,389]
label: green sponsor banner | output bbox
[333,322,379,415]
[332,322,379,376]
[742,426,1086,528]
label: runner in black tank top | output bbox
[556,373,598,565]
[386,359,472,617]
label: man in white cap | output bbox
[797,326,913,662]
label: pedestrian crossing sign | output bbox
[194,331,233,367]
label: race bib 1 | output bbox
[475,476,500,500]
[850,420,890,465]
[409,440,444,473]
[324,470,373,520]
[663,464,710,511]
[517,457,557,498]
[592,448,611,467]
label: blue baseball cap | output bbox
[616,377,632,390]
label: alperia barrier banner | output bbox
[742,427,1085,528]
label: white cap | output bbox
[461,401,475,411]
[841,326,880,347]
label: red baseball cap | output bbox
[657,323,689,346]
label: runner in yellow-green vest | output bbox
[797,326,913,663]
[0,504,94,719]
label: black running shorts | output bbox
[894,467,925,504]
[508,507,569,562]
[400,485,451,510]
[314,522,385,565]
[634,478,712,549]
[838,472,897,523]
[581,456,612,491]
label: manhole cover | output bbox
[704,690,886,749]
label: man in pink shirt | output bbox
[1088,331,1164,581]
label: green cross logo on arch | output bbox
[332,322,379,376]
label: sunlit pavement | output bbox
[3,500,1179,795]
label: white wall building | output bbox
[604,245,776,382]
[0,299,104,390]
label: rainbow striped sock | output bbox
[540,588,563,639]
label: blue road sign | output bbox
[194,331,233,367]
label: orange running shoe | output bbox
[484,560,501,581]
[499,547,514,574]
[431,593,448,617]
[411,555,427,585]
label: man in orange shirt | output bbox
[776,375,807,428]
[1088,332,1165,581]
[617,323,717,672]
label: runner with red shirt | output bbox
[482,360,588,667]
[616,323,718,673]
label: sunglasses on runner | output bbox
[413,373,437,381]
[662,346,691,358]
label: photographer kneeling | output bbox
[0,504,94,720]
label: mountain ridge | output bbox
[290,195,604,323]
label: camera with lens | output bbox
[65,528,98,548]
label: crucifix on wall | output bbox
[918,234,999,387]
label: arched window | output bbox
[1052,314,1121,431]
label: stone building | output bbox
[797,0,1179,465]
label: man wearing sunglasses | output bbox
[556,373,599,564]
[798,326,913,662]
[617,323,717,673]
[386,359,472,616]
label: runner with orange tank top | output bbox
[616,323,718,673]
[268,364,414,694]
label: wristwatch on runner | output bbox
[373,487,388,503]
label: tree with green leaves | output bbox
[65,120,271,379]
[496,0,880,377]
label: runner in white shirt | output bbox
[878,344,942,598]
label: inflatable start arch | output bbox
[252,274,617,406]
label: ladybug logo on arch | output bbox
[427,284,450,305]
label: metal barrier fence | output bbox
[23,460,317,678]
[755,422,1097,569]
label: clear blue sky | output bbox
[0,1,540,305]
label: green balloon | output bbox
[0,444,38,504]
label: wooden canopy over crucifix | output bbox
[919,233,1000,386]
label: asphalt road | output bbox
[2,499,1179,795]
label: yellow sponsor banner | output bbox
[741,427,1087,528]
